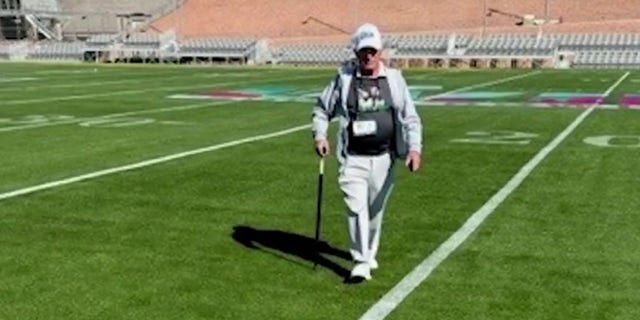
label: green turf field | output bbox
[1,62,639,320]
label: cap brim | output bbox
[355,39,382,51]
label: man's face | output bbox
[356,47,381,70]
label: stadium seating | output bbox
[269,33,559,64]
[3,30,640,69]
[0,41,11,59]
[86,34,119,45]
[57,0,180,36]
[26,40,84,60]
[21,0,60,13]
[0,41,32,60]
[178,38,256,57]
[267,31,640,66]
[573,50,640,69]
[0,0,20,10]
[122,33,161,49]
[2,0,640,68]
[554,33,640,50]
[464,34,557,57]
[271,43,352,65]
[387,34,450,55]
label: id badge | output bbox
[352,120,377,136]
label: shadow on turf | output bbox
[232,225,356,281]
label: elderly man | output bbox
[311,23,424,282]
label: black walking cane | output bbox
[313,157,325,269]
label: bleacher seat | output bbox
[178,37,256,57]
[462,34,557,57]
[122,33,161,49]
[26,40,84,60]
[272,43,352,65]
[57,0,179,36]
[21,0,60,12]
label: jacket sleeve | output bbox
[311,74,341,141]
[398,71,423,154]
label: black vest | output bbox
[346,74,396,156]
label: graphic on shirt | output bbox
[357,85,391,112]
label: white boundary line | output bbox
[358,71,630,320]
[0,124,311,201]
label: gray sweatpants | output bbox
[338,152,395,264]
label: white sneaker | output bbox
[350,262,372,281]
[369,259,378,271]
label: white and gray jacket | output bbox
[311,61,423,165]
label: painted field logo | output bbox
[169,85,471,105]
[531,92,603,105]
[167,86,638,110]
[168,86,319,103]
[408,85,443,100]
[621,95,640,109]
[426,91,524,103]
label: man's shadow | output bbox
[231,225,351,279]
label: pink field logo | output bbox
[621,95,640,109]
[167,86,318,102]
[531,92,604,106]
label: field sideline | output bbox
[1,63,639,320]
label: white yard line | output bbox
[0,78,170,92]
[0,124,311,202]
[1,70,199,85]
[29,68,284,77]
[425,71,541,100]
[358,71,630,320]
[0,71,267,92]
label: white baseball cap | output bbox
[352,23,383,51]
